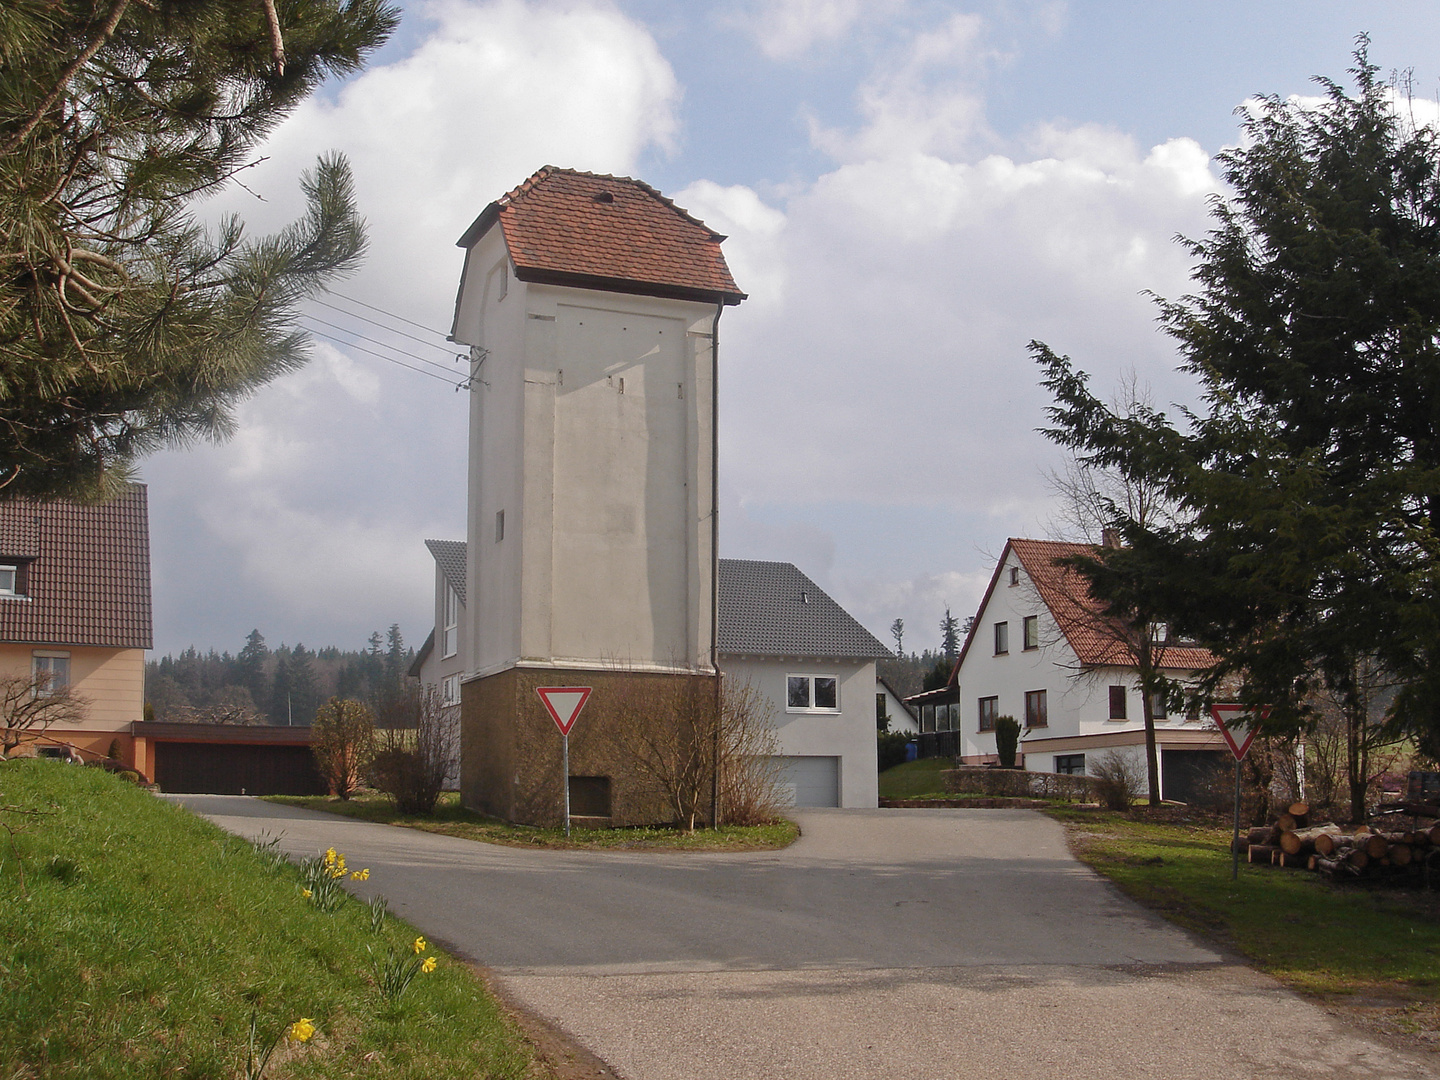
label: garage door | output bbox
[1161,749,1228,805]
[154,742,326,796]
[774,755,840,808]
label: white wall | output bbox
[878,682,918,734]
[452,234,717,679]
[721,654,879,808]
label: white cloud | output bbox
[735,0,908,60]
[144,0,681,652]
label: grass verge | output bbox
[266,791,799,851]
[1051,806,1440,1042]
[0,759,536,1079]
[877,757,952,800]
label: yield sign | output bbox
[536,686,592,736]
[1210,704,1268,761]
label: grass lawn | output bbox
[1052,806,1440,1040]
[266,791,800,851]
[0,759,537,1079]
[877,757,952,799]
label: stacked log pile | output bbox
[1237,801,1440,884]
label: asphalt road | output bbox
[174,797,1433,1080]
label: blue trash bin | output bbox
[905,741,918,762]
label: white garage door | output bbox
[775,755,840,808]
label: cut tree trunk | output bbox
[1279,826,1342,857]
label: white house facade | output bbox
[952,538,1229,801]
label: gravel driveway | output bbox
[175,797,1432,1080]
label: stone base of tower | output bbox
[461,665,720,828]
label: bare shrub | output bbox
[1,674,87,756]
[369,685,454,815]
[610,674,717,832]
[1090,751,1144,810]
[312,697,374,800]
[717,678,785,826]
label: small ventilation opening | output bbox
[593,191,615,203]
[569,775,612,818]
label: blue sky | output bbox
[141,1,1440,656]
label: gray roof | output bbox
[425,539,467,606]
[718,559,890,660]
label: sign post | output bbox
[536,687,592,838]
[1211,704,1265,881]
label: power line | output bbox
[321,289,451,339]
[311,296,457,355]
[301,313,463,376]
[303,326,465,387]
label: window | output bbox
[920,704,934,733]
[876,692,887,727]
[1149,690,1168,720]
[1022,615,1039,650]
[994,621,1009,655]
[1008,566,1019,586]
[442,674,461,707]
[1108,685,1127,720]
[495,509,505,543]
[787,675,839,712]
[978,696,998,732]
[1149,622,1169,644]
[32,652,70,697]
[1055,754,1085,775]
[0,560,28,597]
[1025,689,1048,728]
[442,584,460,659]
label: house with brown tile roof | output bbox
[0,485,152,767]
[945,538,1229,801]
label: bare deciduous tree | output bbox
[0,674,88,756]
[311,697,374,801]
[370,684,455,815]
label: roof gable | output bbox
[719,559,890,660]
[425,539,466,606]
[953,538,1215,679]
[457,167,746,306]
[0,485,152,650]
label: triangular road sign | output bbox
[1210,704,1268,761]
[536,686,592,736]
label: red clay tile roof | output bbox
[951,538,1214,683]
[457,167,746,305]
[0,485,152,650]
[1009,538,1214,670]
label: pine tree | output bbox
[0,0,398,499]
[236,628,270,706]
[939,609,960,661]
[288,642,319,725]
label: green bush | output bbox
[994,715,1021,769]
[877,731,912,773]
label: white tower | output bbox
[449,167,745,822]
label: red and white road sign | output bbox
[536,686,592,736]
[1210,704,1268,761]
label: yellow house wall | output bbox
[0,642,145,732]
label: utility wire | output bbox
[311,296,457,355]
[301,313,462,376]
[303,326,465,387]
[321,288,451,339]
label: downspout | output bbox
[710,299,723,828]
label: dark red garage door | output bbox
[154,741,326,796]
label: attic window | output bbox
[0,560,29,598]
[593,191,615,203]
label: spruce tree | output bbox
[0,0,398,499]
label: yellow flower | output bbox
[301,888,313,899]
[350,868,369,881]
[287,1018,317,1043]
[421,957,436,974]
[324,847,337,865]
[411,936,426,955]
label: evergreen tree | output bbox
[939,609,960,661]
[288,643,320,726]
[268,645,293,725]
[236,629,270,707]
[0,0,398,500]
[1036,42,1440,757]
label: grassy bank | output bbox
[1053,807,1440,1038]
[877,757,952,800]
[267,792,799,851]
[0,760,534,1079]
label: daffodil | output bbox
[421,957,436,974]
[301,888,313,899]
[412,936,426,955]
[324,847,337,865]
[287,1017,317,1043]
[351,868,370,881]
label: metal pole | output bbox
[1231,757,1242,881]
[563,732,571,839]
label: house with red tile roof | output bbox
[946,538,1229,801]
[449,167,747,824]
[0,486,152,766]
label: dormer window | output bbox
[0,560,30,598]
